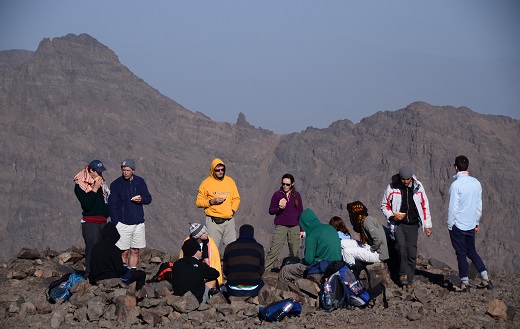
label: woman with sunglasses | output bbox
[265,174,304,271]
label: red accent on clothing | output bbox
[83,215,108,224]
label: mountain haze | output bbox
[1,34,519,274]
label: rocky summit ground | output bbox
[0,246,518,329]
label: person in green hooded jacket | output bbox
[299,208,342,265]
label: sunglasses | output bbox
[282,183,292,187]
[214,168,225,172]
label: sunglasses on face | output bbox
[214,168,225,172]
[282,183,292,187]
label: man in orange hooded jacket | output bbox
[196,158,241,250]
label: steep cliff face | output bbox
[1,34,518,274]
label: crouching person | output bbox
[171,239,220,304]
[89,222,146,290]
[222,224,265,297]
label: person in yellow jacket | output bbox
[179,223,222,287]
[196,158,241,250]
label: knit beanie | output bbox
[399,165,413,179]
[182,238,201,257]
[189,223,207,239]
[121,158,136,170]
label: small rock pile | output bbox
[0,246,518,328]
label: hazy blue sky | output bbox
[1,1,519,133]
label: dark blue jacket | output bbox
[108,175,152,225]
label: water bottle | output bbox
[323,278,333,307]
[272,299,294,321]
[348,280,362,294]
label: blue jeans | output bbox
[449,225,486,279]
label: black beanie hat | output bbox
[239,224,254,236]
[182,238,201,257]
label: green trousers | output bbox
[264,225,301,270]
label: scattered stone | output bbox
[17,248,41,260]
[57,252,83,265]
[1,247,519,328]
[486,298,508,320]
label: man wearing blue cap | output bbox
[74,159,111,276]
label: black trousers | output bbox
[81,221,107,275]
[394,223,419,281]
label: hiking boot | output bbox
[209,287,220,297]
[399,275,408,286]
[454,282,470,293]
[476,280,493,290]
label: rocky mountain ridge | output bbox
[1,34,519,274]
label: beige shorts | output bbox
[115,222,146,250]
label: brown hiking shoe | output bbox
[454,282,470,293]
[476,280,493,290]
[399,274,408,286]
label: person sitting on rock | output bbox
[278,209,342,282]
[222,224,265,297]
[171,238,220,304]
[178,223,222,289]
[343,201,390,265]
[299,208,342,266]
[89,222,146,291]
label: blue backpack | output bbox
[319,261,372,311]
[258,298,302,322]
[48,272,86,303]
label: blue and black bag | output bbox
[258,298,302,322]
[47,272,86,303]
[319,261,372,311]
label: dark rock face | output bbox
[0,33,519,275]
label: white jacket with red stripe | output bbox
[380,174,432,233]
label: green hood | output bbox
[299,208,321,232]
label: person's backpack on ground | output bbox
[47,272,86,303]
[148,262,174,283]
[319,260,372,311]
[258,298,302,322]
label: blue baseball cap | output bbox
[89,160,107,174]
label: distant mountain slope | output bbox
[1,34,518,274]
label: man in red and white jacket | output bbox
[380,165,432,288]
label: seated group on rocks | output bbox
[87,221,265,304]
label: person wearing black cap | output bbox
[171,238,220,304]
[222,224,265,297]
[74,159,110,275]
[380,165,432,288]
[109,158,152,270]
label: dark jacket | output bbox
[108,175,152,225]
[74,184,110,219]
[223,233,265,287]
[88,222,128,284]
[171,256,220,303]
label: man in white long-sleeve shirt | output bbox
[448,155,492,292]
